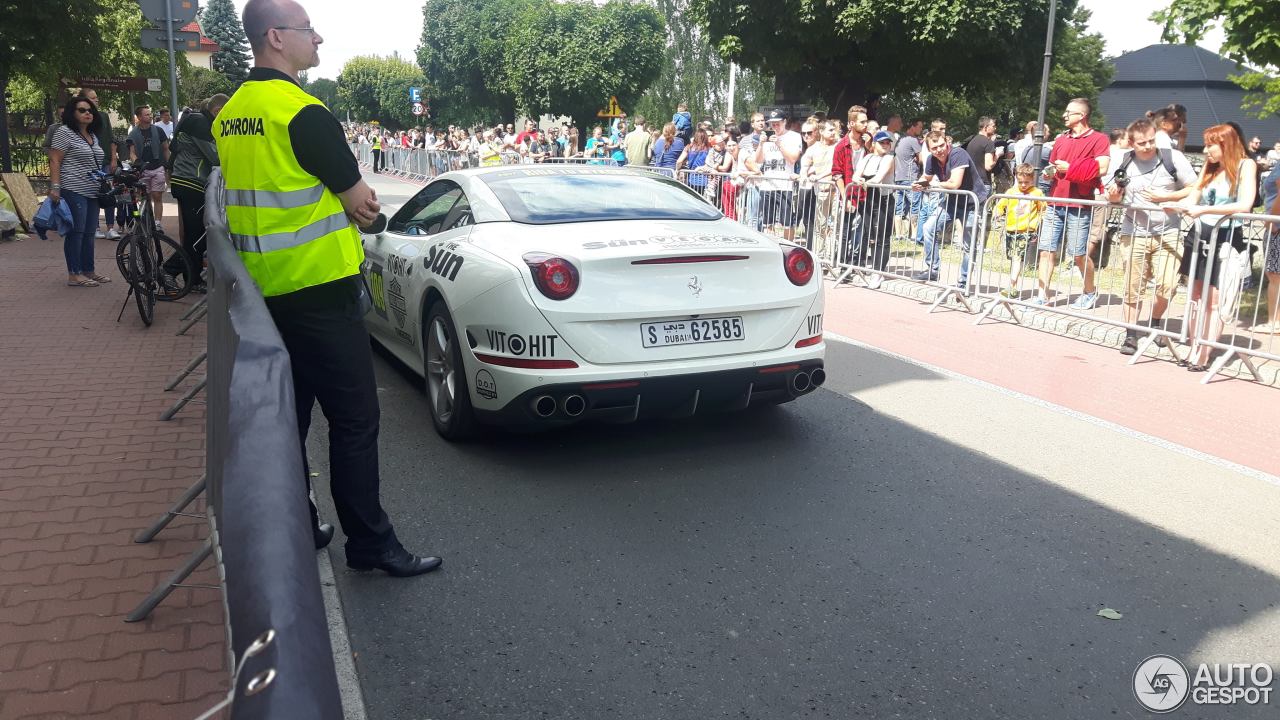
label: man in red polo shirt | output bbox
[1036,97,1110,308]
[831,105,868,267]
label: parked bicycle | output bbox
[95,165,196,326]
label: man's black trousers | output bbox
[265,276,399,558]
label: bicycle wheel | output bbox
[128,230,156,326]
[152,233,195,302]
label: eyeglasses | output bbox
[1062,110,1083,118]
[75,107,93,114]
[267,25,317,36]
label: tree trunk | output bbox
[822,78,869,126]
[0,61,12,173]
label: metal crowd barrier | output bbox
[970,194,1199,363]
[1189,212,1280,384]
[138,169,344,718]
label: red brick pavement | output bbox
[822,280,1280,478]
[0,222,227,719]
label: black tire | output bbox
[128,231,155,326]
[153,233,195,302]
[423,300,478,441]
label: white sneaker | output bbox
[106,228,121,240]
[866,274,883,290]
[95,229,106,238]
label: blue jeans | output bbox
[957,179,990,285]
[744,186,762,231]
[894,180,921,219]
[915,192,940,245]
[1040,204,1091,256]
[61,189,99,275]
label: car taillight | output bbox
[523,253,580,300]
[783,247,814,286]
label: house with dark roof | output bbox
[180,21,222,70]
[1098,44,1280,151]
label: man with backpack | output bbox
[1103,118,1196,354]
[163,94,227,289]
[127,105,171,231]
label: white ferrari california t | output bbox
[359,165,826,439]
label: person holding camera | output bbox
[1104,118,1197,354]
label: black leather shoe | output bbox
[314,523,335,550]
[346,547,442,577]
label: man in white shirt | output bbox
[750,109,803,241]
[155,108,175,139]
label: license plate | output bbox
[641,316,745,348]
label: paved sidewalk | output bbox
[0,209,227,719]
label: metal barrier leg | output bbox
[975,298,1020,325]
[180,296,208,322]
[928,287,974,314]
[134,474,207,543]
[176,304,208,336]
[165,351,208,391]
[160,377,206,420]
[1202,347,1260,385]
[125,538,214,622]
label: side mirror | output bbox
[359,212,387,235]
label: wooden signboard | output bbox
[1,174,40,232]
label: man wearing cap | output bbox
[750,109,803,240]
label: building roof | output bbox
[1110,44,1249,86]
[1098,45,1280,149]
[180,21,221,52]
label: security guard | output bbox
[370,128,383,173]
[217,0,440,577]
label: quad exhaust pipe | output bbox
[791,371,811,394]
[531,393,588,419]
[561,394,586,418]
[532,395,557,418]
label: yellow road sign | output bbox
[596,95,625,118]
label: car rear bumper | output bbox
[475,359,826,428]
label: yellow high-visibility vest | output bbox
[214,78,362,297]
[372,134,382,151]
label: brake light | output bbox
[783,247,814,286]
[474,352,578,369]
[524,253,580,300]
[795,334,822,348]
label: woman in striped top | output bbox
[48,97,108,287]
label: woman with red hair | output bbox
[1175,124,1258,371]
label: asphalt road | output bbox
[308,334,1280,720]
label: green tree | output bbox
[1155,0,1280,117]
[689,0,1075,120]
[305,77,341,114]
[631,0,775,128]
[337,55,428,129]
[417,0,530,126]
[200,0,251,86]
[502,0,666,129]
[880,6,1112,135]
[180,66,235,108]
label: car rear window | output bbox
[478,167,722,224]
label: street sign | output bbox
[409,87,422,103]
[596,95,625,118]
[412,103,426,116]
[138,0,199,25]
[72,76,150,92]
[141,28,200,51]
[147,78,162,92]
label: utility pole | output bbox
[727,62,737,123]
[164,0,180,120]
[1031,0,1058,170]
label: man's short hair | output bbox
[242,0,281,53]
[1025,120,1038,134]
[159,108,170,114]
[847,105,867,123]
[925,130,948,146]
[1069,97,1091,117]
[134,104,150,117]
[1109,127,1126,144]
[633,114,645,127]
[1126,118,1156,139]
[978,116,995,130]
[1015,163,1036,177]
